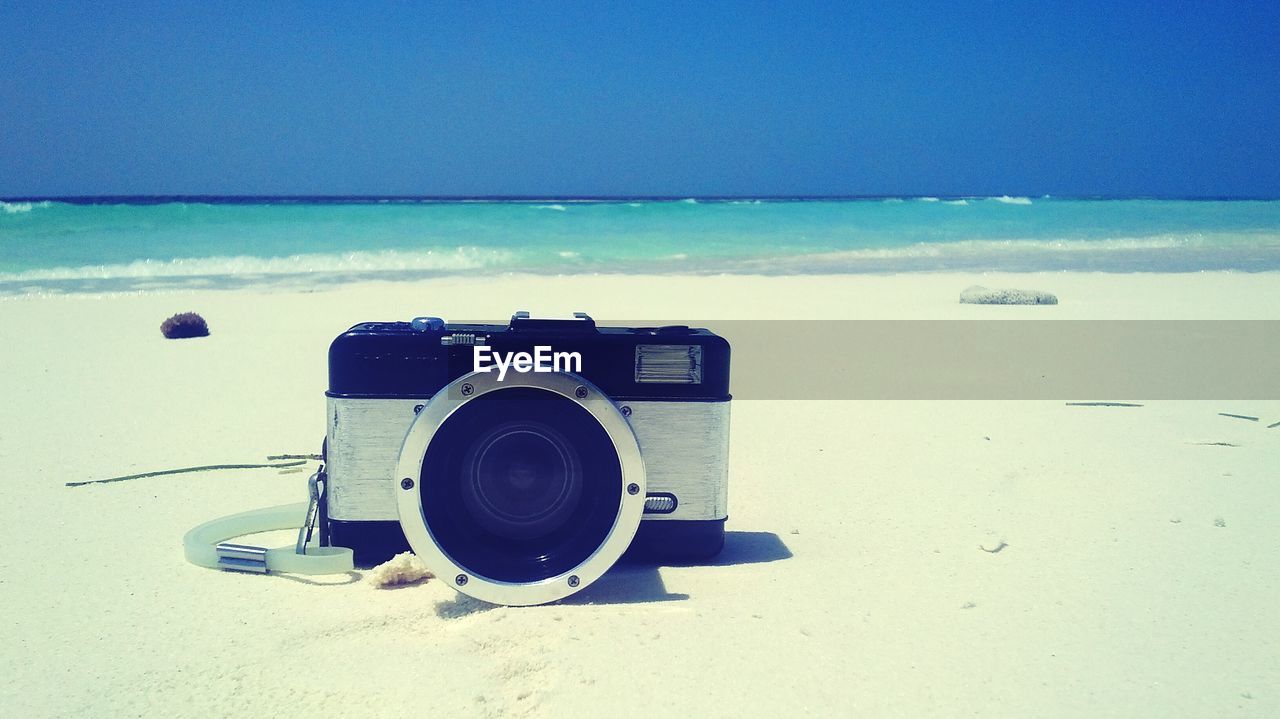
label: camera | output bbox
[320,311,731,605]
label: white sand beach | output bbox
[1,271,1278,717]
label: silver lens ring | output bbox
[395,370,645,606]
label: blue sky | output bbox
[1,1,1277,197]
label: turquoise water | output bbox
[2,197,1279,293]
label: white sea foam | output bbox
[534,204,567,211]
[0,247,513,282]
[943,199,969,206]
[882,198,905,204]
[679,198,699,204]
[740,235,1196,268]
[2,201,51,214]
[992,195,1033,205]
[917,197,940,202]
[557,251,580,259]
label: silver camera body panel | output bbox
[326,396,730,524]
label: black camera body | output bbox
[320,312,731,602]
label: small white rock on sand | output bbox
[960,285,1058,305]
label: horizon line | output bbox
[4,193,1280,204]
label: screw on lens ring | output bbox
[455,574,468,586]
[627,483,640,495]
[620,405,632,416]
[413,404,425,414]
[460,383,475,396]
[401,477,415,490]
[567,575,580,587]
[574,385,588,399]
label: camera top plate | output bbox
[327,312,731,401]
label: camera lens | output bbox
[418,387,623,584]
[461,422,583,541]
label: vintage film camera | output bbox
[321,312,730,604]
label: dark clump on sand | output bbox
[161,312,210,339]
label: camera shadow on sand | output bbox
[570,530,792,606]
[706,530,794,567]
[433,565,690,618]
[559,565,690,605]
[433,530,793,617]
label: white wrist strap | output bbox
[183,502,354,575]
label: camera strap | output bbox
[183,467,354,575]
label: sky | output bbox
[1,1,1278,198]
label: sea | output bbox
[2,196,1279,294]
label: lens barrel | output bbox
[460,420,584,541]
[395,372,645,606]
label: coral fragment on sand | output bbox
[368,552,433,588]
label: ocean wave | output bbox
[925,235,1189,254]
[0,247,514,282]
[917,197,940,202]
[943,199,969,206]
[2,200,51,214]
[534,204,567,211]
[709,233,1280,274]
[991,195,1033,205]
[679,198,699,204]
[738,235,1198,266]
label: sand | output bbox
[1,272,1277,717]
